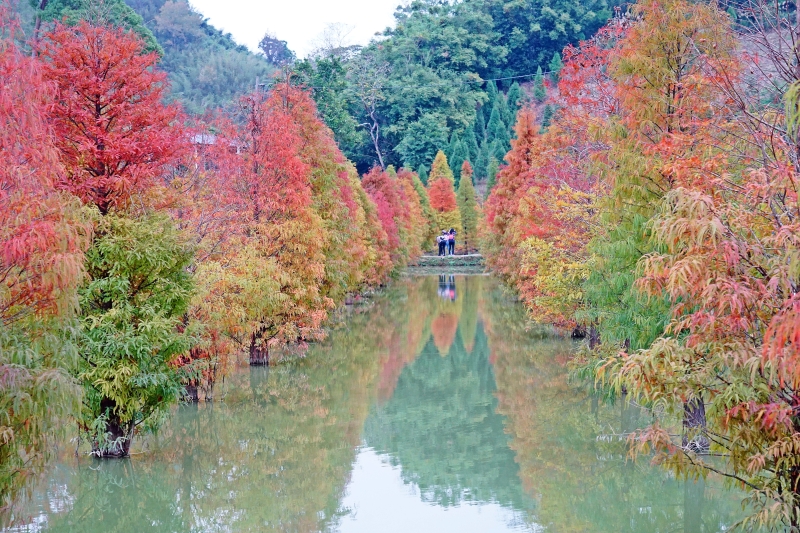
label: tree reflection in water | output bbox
[9,276,750,533]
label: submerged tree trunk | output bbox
[249,332,269,366]
[682,397,709,453]
[184,383,199,403]
[93,397,134,458]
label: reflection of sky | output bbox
[336,447,539,533]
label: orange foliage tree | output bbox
[0,13,88,508]
[482,0,800,525]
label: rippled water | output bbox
[7,276,746,532]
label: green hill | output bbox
[19,0,277,114]
[124,0,277,113]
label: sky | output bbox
[338,448,536,533]
[188,0,404,58]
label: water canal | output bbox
[9,276,746,532]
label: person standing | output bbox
[437,231,447,256]
[448,228,456,256]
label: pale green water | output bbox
[7,276,745,533]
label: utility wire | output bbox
[292,71,551,91]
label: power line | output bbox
[293,71,550,91]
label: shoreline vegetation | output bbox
[3,0,800,528]
[481,0,800,528]
[0,7,443,510]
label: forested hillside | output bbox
[293,0,622,178]
[19,0,275,113]
[123,0,276,113]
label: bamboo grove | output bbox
[0,10,437,510]
[482,0,800,527]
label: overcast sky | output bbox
[188,0,404,58]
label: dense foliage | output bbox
[293,0,621,176]
[0,13,87,514]
[0,7,429,507]
[482,0,800,527]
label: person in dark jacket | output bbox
[437,230,447,256]
[448,228,457,255]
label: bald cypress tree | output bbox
[429,150,455,184]
[456,162,480,252]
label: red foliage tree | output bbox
[428,176,458,213]
[0,14,89,505]
[1,34,87,325]
[362,166,403,258]
[39,21,187,214]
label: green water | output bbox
[8,276,745,532]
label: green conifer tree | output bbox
[474,110,487,142]
[540,104,554,133]
[533,66,546,103]
[456,163,480,252]
[548,52,563,84]
[418,163,429,186]
[487,106,510,151]
[447,131,460,163]
[486,80,499,106]
[450,140,470,188]
[486,156,499,197]
[490,138,508,164]
[507,82,522,116]
[497,93,513,130]
[474,142,488,181]
[481,81,499,127]
[465,127,479,162]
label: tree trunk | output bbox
[249,332,269,366]
[184,383,199,403]
[682,397,709,453]
[92,397,134,458]
[589,324,600,350]
[32,0,49,49]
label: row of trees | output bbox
[0,11,431,515]
[482,0,800,528]
[425,152,482,252]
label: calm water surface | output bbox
[9,276,745,532]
